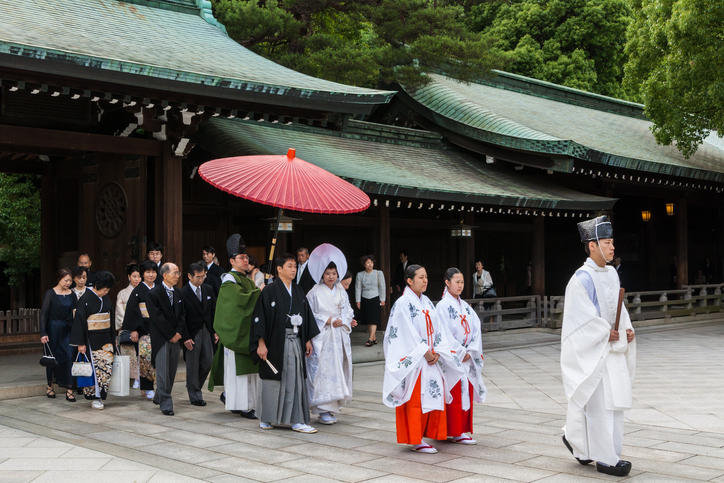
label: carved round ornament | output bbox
[96,182,127,239]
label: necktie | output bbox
[196,286,202,302]
[166,288,173,305]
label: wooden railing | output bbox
[463,296,544,332]
[0,309,41,335]
[546,286,723,328]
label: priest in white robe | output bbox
[383,264,465,454]
[305,244,354,425]
[561,215,636,478]
[435,268,487,445]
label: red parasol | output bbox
[198,148,370,278]
[198,148,370,214]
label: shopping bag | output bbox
[108,355,130,397]
[71,353,93,377]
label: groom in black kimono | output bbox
[251,253,320,433]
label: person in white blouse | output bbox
[472,261,493,299]
[355,255,386,347]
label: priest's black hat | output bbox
[577,215,613,243]
[226,234,246,260]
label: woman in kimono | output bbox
[121,260,158,399]
[39,268,78,401]
[306,244,354,425]
[435,268,487,445]
[70,271,116,409]
[383,264,465,454]
[116,264,142,388]
[71,266,89,300]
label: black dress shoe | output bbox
[153,400,159,405]
[191,400,207,407]
[162,409,175,416]
[220,392,226,404]
[596,460,632,477]
[239,409,258,420]
[562,436,593,465]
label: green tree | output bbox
[212,0,507,88]
[0,175,41,286]
[624,0,724,157]
[470,0,631,97]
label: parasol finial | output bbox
[287,148,296,160]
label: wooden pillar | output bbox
[155,143,183,281]
[676,196,688,288]
[461,212,475,299]
[532,216,545,296]
[379,206,391,329]
[646,202,656,289]
[40,164,54,299]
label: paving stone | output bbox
[280,457,389,482]
[200,456,303,481]
[355,456,471,482]
[437,456,557,482]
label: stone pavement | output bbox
[1,321,724,482]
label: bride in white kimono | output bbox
[305,244,354,425]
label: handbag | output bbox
[71,352,93,377]
[108,350,130,397]
[118,330,134,345]
[39,342,58,368]
[482,287,497,298]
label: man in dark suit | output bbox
[147,262,186,416]
[202,245,224,295]
[393,250,412,296]
[181,261,217,406]
[295,247,315,295]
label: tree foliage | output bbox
[212,0,508,88]
[624,0,724,157]
[0,175,41,286]
[468,0,631,97]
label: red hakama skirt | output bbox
[445,380,474,436]
[395,376,447,444]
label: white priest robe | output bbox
[383,287,464,413]
[306,282,354,414]
[435,291,487,410]
[561,259,636,466]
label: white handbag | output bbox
[108,354,130,397]
[71,353,93,377]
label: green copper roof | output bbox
[0,0,395,109]
[193,118,617,210]
[402,73,724,182]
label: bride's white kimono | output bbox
[561,259,636,466]
[383,287,464,413]
[305,282,354,414]
[435,291,487,410]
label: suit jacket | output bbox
[203,263,224,295]
[294,264,315,295]
[393,260,412,291]
[181,282,216,340]
[146,283,187,365]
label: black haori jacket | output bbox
[70,290,116,352]
[250,280,319,380]
[121,282,154,336]
[146,283,187,366]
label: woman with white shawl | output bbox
[305,244,354,425]
[383,264,465,454]
[435,267,487,445]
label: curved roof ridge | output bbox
[405,76,562,143]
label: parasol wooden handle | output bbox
[614,287,625,332]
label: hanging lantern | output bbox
[641,211,651,222]
[666,203,675,216]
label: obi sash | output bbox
[139,302,149,318]
[87,313,111,331]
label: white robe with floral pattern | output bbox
[435,291,487,410]
[306,282,354,414]
[383,287,465,413]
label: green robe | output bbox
[208,270,261,391]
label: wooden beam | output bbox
[676,196,688,288]
[532,216,545,296]
[0,125,163,156]
[155,142,184,281]
[379,206,391,330]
